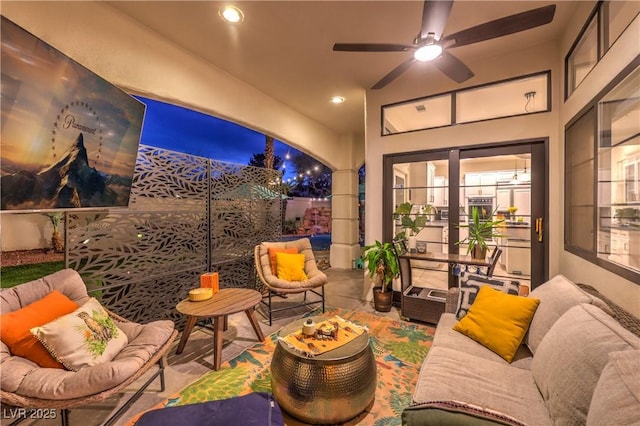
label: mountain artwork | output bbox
[0,16,145,211]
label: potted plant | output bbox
[393,202,429,250]
[362,240,399,312]
[45,212,65,252]
[456,207,504,260]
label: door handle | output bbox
[535,218,543,242]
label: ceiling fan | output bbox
[333,1,556,89]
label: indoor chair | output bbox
[254,238,327,325]
[0,269,178,426]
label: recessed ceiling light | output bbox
[219,5,244,23]
[330,96,345,104]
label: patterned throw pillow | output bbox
[30,298,128,371]
[456,272,520,319]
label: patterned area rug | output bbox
[128,307,435,426]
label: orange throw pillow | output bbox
[267,247,298,274]
[1,290,79,369]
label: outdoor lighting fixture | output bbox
[414,33,442,62]
[219,5,244,23]
[330,96,345,104]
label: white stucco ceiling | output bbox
[106,1,580,136]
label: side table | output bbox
[270,316,376,424]
[176,288,264,370]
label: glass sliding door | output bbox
[384,140,547,293]
[458,153,534,290]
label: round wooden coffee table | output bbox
[270,316,377,424]
[175,288,264,370]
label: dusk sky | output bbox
[135,96,305,181]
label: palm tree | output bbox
[265,135,274,170]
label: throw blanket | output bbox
[279,316,366,356]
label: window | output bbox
[597,67,640,274]
[567,14,598,97]
[566,1,640,99]
[601,0,640,51]
[565,108,595,254]
[383,94,452,135]
[382,71,550,135]
[565,61,640,283]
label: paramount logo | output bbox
[63,114,97,135]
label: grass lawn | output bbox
[1,261,65,288]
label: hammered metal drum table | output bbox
[270,316,377,424]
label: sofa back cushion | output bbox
[531,304,640,425]
[526,275,611,353]
[587,350,640,425]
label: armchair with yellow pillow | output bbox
[254,238,327,325]
[403,274,640,426]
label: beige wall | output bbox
[364,2,640,315]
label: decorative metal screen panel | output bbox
[210,159,282,289]
[66,145,281,325]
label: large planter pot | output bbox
[51,231,64,253]
[373,287,393,312]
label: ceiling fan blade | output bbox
[433,51,474,83]
[420,0,453,40]
[333,43,414,52]
[372,58,416,89]
[442,4,556,48]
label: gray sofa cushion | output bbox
[526,275,611,354]
[587,350,640,426]
[531,304,640,425]
[413,346,551,426]
[434,314,533,369]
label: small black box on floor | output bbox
[402,286,447,324]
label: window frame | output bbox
[564,57,640,284]
[381,71,551,136]
[565,0,640,100]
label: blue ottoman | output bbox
[135,392,284,426]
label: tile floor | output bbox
[18,268,403,426]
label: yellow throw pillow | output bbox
[275,252,308,281]
[453,286,540,363]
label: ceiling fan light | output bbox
[220,5,244,23]
[414,44,442,62]
[330,96,345,104]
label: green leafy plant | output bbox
[456,206,505,259]
[392,202,429,240]
[362,240,399,293]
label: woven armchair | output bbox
[0,269,177,426]
[254,238,327,325]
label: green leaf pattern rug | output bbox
[129,307,435,425]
